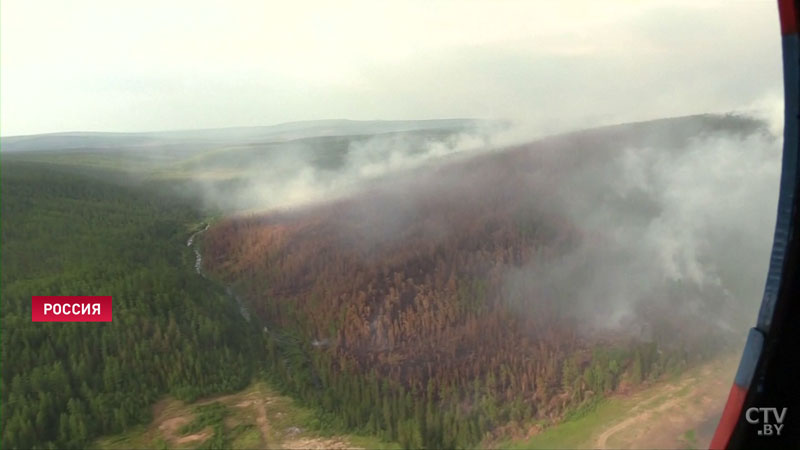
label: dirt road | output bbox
[593,359,734,449]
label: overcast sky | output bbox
[0,0,782,136]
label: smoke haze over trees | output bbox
[199,113,780,447]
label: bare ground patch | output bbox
[175,429,212,445]
[282,437,361,449]
[95,381,385,449]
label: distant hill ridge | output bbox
[0,113,766,153]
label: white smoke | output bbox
[504,122,781,338]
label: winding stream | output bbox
[187,223,251,322]
[187,224,209,275]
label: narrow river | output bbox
[187,223,251,322]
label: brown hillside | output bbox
[201,116,760,443]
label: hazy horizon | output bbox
[0,117,476,138]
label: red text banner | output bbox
[32,296,112,322]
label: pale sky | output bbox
[0,0,782,136]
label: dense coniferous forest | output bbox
[0,115,765,449]
[0,157,698,449]
[0,161,263,449]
